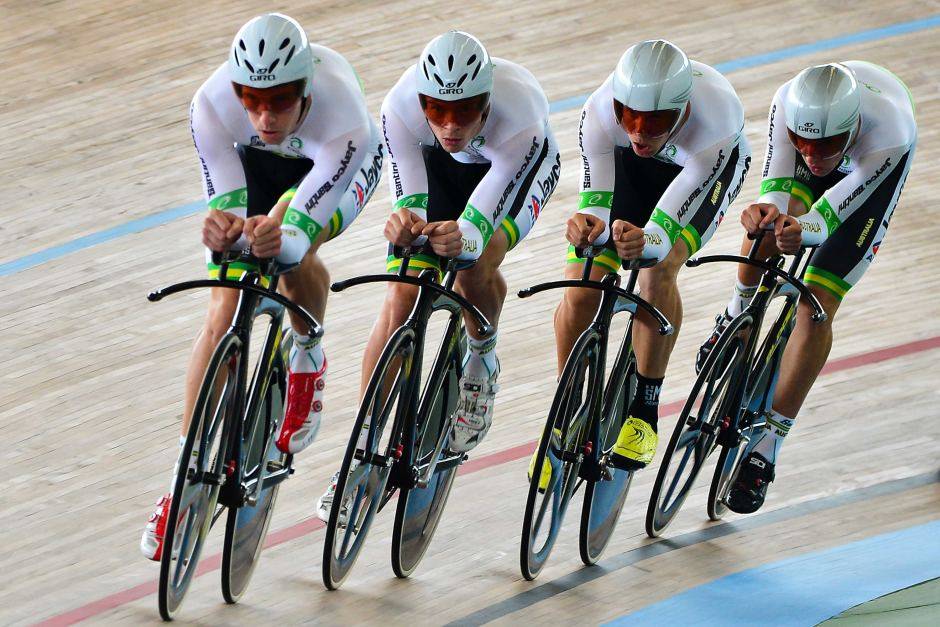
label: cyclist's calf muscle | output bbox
[772,284,840,418]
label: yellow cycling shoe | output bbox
[610,417,658,470]
[528,428,561,493]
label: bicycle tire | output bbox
[322,326,414,590]
[645,315,749,538]
[707,302,795,520]
[520,329,601,580]
[159,333,240,620]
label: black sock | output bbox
[629,373,664,432]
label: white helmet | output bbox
[784,63,860,143]
[229,13,313,96]
[416,31,493,101]
[612,40,693,115]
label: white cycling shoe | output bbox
[449,368,500,453]
[317,468,355,526]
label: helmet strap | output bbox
[291,95,312,135]
[653,100,691,156]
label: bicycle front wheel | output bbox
[520,330,601,580]
[159,333,240,621]
[645,317,748,538]
[322,326,414,590]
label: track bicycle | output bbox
[322,246,494,589]
[645,232,825,537]
[148,250,321,620]
[518,247,673,580]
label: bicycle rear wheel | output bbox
[706,415,764,521]
[520,330,600,580]
[392,331,464,578]
[645,317,748,538]
[221,353,287,603]
[707,305,790,520]
[580,347,636,565]
[159,334,239,620]
[322,327,414,590]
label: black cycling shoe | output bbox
[726,452,775,514]
[695,310,733,374]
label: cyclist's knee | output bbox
[561,285,601,318]
[205,290,238,340]
[639,259,680,295]
[797,285,840,329]
[383,281,419,323]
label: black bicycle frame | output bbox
[520,249,673,478]
[686,233,825,447]
[148,251,321,507]
[331,249,493,493]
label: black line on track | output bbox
[447,470,940,626]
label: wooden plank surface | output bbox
[0,0,938,624]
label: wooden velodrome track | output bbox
[2,0,938,624]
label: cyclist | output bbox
[141,13,384,560]
[317,30,560,520]
[697,62,916,513]
[532,40,751,487]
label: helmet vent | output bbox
[285,45,296,65]
[269,58,280,72]
[423,64,430,80]
[467,54,477,65]
[456,74,467,87]
[244,59,255,73]
[471,62,482,81]
[239,39,247,51]
[233,51,240,67]
[258,39,265,56]
[427,54,436,67]
[433,73,444,87]
[279,37,291,50]
[447,55,454,71]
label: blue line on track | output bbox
[604,519,940,626]
[3,14,938,278]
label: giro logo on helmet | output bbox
[798,122,820,134]
[440,88,464,95]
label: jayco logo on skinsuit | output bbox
[471,136,485,149]
[290,137,303,150]
[538,151,562,200]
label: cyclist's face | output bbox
[420,94,488,153]
[235,82,305,145]
[614,100,680,157]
